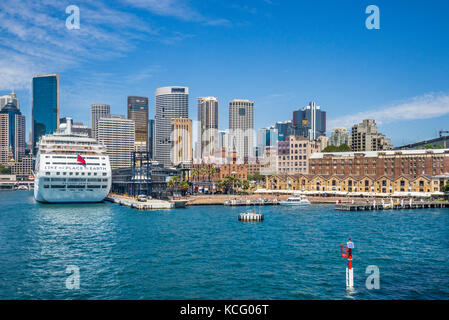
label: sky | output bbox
[1,0,449,146]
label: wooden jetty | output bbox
[335,201,449,211]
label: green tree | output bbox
[0,164,11,174]
[248,172,264,183]
[191,168,199,181]
[442,181,449,193]
[200,165,208,182]
[322,143,351,152]
[178,180,190,195]
[167,176,180,190]
[423,144,445,149]
[209,166,217,180]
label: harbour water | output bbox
[1,191,449,300]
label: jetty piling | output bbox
[335,200,449,211]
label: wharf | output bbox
[105,196,176,210]
[335,201,449,211]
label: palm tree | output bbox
[178,180,190,196]
[200,165,208,182]
[191,168,199,182]
[208,166,218,192]
[167,176,180,194]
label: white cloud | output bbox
[328,92,449,129]
[122,0,231,26]
[0,0,190,90]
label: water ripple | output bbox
[0,191,449,299]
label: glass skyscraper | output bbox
[32,73,59,155]
[292,101,326,140]
[149,119,155,159]
[127,96,149,151]
[275,121,294,142]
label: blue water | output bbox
[1,191,449,300]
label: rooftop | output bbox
[310,149,449,159]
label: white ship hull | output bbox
[279,201,311,206]
[34,178,109,203]
[280,194,311,206]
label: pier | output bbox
[335,201,449,211]
[105,195,177,210]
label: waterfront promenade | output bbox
[183,194,394,206]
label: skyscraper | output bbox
[330,127,350,147]
[91,104,110,140]
[275,121,294,142]
[229,99,254,161]
[0,92,18,110]
[148,119,155,159]
[257,126,278,156]
[96,115,135,169]
[171,118,192,166]
[127,96,149,151]
[351,119,393,151]
[0,101,26,164]
[32,73,59,155]
[197,97,218,158]
[155,86,189,166]
[292,101,326,140]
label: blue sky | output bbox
[1,0,449,146]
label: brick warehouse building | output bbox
[266,149,449,195]
[309,149,449,178]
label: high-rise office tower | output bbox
[330,127,350,147]
[275,121,293,142]
[96,115,135,169]
[197,97,218,158]
[91,104,110,140]
[171,118,192,166]
[155,86,189,167]
[351,119,392,151]
[0,102,26,164]
[127,96,149,151]
[32,73,59,155]
[148,119,155,159]
[228,99,254,161]
[0,92,19,110]
[257,126,278,156]
[292,101,326,140]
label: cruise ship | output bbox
[34,118,111,203]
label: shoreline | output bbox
[180,194,395,206]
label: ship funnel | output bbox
[66,117,72,134]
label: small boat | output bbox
[280,193,311,206]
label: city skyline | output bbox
[1,1,449,146]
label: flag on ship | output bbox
[77,154,86,165]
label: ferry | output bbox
[280,193,311,206]
[34,118,111,203]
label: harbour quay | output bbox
[335,200,449,211]
[105,195,187,210]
